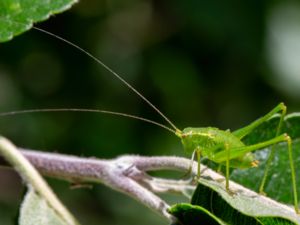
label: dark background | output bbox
[1,0,300,224]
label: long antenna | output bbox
[0,109,176,134]
[32,27,179,132]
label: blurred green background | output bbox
[1,0,300,224]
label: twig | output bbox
[1,147,299,224]
[10,149,197,222]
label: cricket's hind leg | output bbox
[231,103,298,209]
[215,133,299,214]
[231,103,287,192]
[231,102,287,195]
[261,134,299,214]
[253,104,299,214]
[258,104,286,195]
[285,136,299,214]
[232,102,286,139]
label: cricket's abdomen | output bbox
[179,127,255,169]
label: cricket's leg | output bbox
[259,105,286,196]
[225,144,230,191]
[286,136,299,214]
[214,134,288,161]
[181,150,196,179]
[233,102,286,139]
[260,135,299,214]
[196,148,201,180]
[217,164,222,173]
[214,134,299,213]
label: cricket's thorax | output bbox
[179,127,244,153]
[178,127,257,168]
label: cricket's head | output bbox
[175,129,183,138]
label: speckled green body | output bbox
[179,127,255,169]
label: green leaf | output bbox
[0,0,78,42]
[192,183,297,225]
[231,114,300,204]
[169,203,227,225]
[20,188,68,225]
[170,182,299,225]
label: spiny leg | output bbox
[233,102,286,139]
[196,148,201,180]
[211,143,233,194]
[261,135,299,214]
[225,143,230,191]
[182,149,203,183]
[180,150,196,180]
[287,136,299,214]
[259,104,286,195]
[183,148,201,184]
[260,135,298,214]
[224,143,235,195]
[214,134,289,161]
[213,134,299,213]
[231,103,291,200]
[217,164,222,173]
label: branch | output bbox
[1,146,299,224]
[3,149,195,222]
